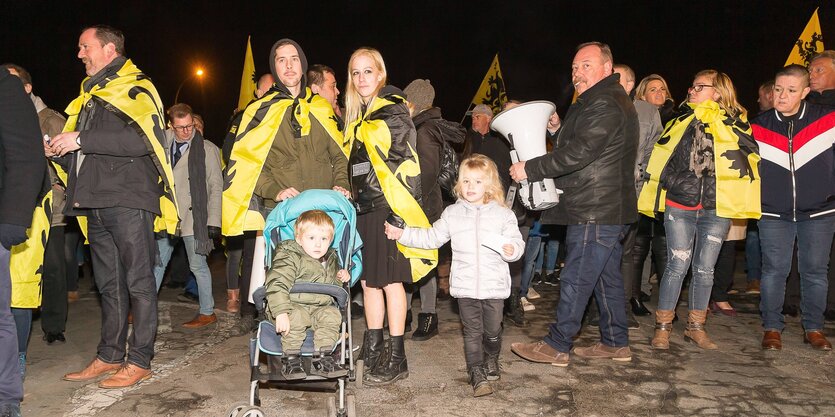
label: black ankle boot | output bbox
[630,297,652,316]
[483,335,501,381]
[359,329,385,374]
[411,313,438,341]
[506,289,529,328]
[364,335,408,385]
[468,364,493,397]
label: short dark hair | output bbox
[167,103,193,120]
[307,64,335,87]
[613,64,635,83]
[760,79,775,90]
[1,63,31,86]
[84,25,126,56]
[577,41,613,65]
[776,64,810,87]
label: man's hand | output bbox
[275,313,290,334]
[332,185,351,199]
[49,131,81,157]
[44,135,58,157]
[336,269,350,283]
[0,224,28,250]
[502,243,515,258]
[384,222,403,240]
[547,111,561,134]
[509,161,528,182]
[275,187,300,202]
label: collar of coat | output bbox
[221,88,345,236]
[57,58,179,235]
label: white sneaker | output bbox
[520,297,535,311]
[526,287,541,300]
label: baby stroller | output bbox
[227,190,363,417]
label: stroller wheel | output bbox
[239,406,265,417]
[225,401,249,417]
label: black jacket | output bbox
[659,118,716,208]
[413,107,444,222]
[0,71,46,227]
[59,57,163,216]
[806,90,835,108]
[525,73,639,225]
[463,130,512,190]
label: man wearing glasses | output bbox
[154,103,222,328]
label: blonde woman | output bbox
[636,74,677,125]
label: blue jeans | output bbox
[155,235,215,316]
[520,235,543,296]
[545,237,560,272]
[759,216,835,332]
[745,220,761,282]
[544,224,629,353]
[0,245,22,407]
[657,207,730,312]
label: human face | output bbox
[78,28,116,77]
[571,45,611,95]
[296,226,333,259]
[460,168,488,204]
[614,68,634,94]
[809,57,835,93]
[171,115,195,141]
[255,74,274,98]
[687,75,720,104]
[350,54,383,102]
[643,80,668,107]
[274,44,302,95]
[471,113,492,135]
[314,71,340,107]
[773,75,810,116]
[758,85,774,112]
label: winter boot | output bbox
[226,289,240,313]
[358,329,385,375]
[683,310,718,350]
[505,289,529,327]
[311,348,348,378]
[281,352,307,380]
[483,334,502,381]
[651,310,675,350]
[468,364,493,397]
[364,335,408,386]
[411,313,439,341]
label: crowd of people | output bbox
[1,23,835,416]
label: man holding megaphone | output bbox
[509,41,639,367]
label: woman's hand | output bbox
[384,222,403,240]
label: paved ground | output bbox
[20,251,835,417]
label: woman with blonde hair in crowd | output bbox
[636,73,677,125]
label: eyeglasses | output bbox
[172,124,194,132]
[688,84,714,93]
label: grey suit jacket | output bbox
[164,130,222,237]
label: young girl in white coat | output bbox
[384,154,524,397]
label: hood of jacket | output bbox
[268,38,308,98]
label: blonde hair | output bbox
[453,154,506,206]
[294,210,335,239]
[344,48,388,131]
[635,74,674,104]
[694,69,747,118]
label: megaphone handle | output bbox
[510,150,529,186]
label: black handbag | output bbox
[435,119,466,196]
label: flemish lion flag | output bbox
[237,36,256,111]
[785,8,824,66]
[465,54,507,118]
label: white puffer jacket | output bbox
[399,199,524,300]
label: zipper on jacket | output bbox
[787,120,797,222]
[474,205,481,299]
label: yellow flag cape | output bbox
[53,59,178,235]
[222,88,346,236]
[10,191,52,308]
[346,95,438,282]
[638,101,761,219]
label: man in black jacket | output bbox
[0,66,46,417]
[509,42,638,367]
[49,25,172,389]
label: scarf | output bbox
[186,131,212,255]
[689,120,715,178]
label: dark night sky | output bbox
[2,1,833,142]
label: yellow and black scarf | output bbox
[347,94,438,282]
[638,100,761,219]
[222,87,346,236]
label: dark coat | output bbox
[0,71,46,227]
[413,107,444,222]
[463,129,512,191]
[525,73,639,225]
[659,118,717,209]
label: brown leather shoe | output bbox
[182,313,217,329]
[63,358,122,381]
[804,331,832,351]
[98,363,152,389]
[761,331,782,350]
[511,341,569,367]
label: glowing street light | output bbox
[174,68,206,104]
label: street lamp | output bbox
[174,68,205,104]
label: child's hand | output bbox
[502,243,514,257]
[275,313,290,334]
[384,222,404,240]
[337,269,350,283]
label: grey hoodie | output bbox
[268,38,308,99]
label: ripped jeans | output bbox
[657,206,730,312]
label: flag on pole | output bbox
[237,36,256,111]
[463,54,508,119]
[785,8,824,66]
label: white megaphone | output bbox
[490,100,562,211]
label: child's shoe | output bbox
[468,365,493,397]
[484,353,501,381]
[311,349,348,378]
[281,355,307,380]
